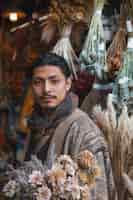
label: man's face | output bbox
[32,65,71,109]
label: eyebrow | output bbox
[32,75,63,81]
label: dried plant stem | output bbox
[93,95,133,199]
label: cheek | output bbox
[57,83,68,93]
[32,86,43,96]
[56,85,68,99]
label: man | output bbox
[21,53,116,199]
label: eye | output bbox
[33,79,42,86]
[50,79,60,84]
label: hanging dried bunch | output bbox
[70,21,89,57]
[106,3,128,78]
[93,94,133,199]
[40,15,60,51]
[49,0,94,26]
[79,0,106,78]
[52,24,79,79]
[127,0,133,19]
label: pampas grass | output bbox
[93,94,133,199]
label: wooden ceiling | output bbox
[1,0,50,15]
[0,0,121,16]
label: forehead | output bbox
[32,65,65,78]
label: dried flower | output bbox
[47,167,66,186]
[29,170,44,186]
[57,154,78,176]
[77,150,95,169]
[2,153,100,200]
[3,180,20,198]
[65,176,81,199]
[36,186,51,200]
[80,185,90,200]
[77,150,101,186]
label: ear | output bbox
[66,77,72,91]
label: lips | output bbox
[42,98,53,102]
[40,96,55,102]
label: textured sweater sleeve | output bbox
[63,115,117,200]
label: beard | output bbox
[35,95,58,111]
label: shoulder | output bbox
[71,108,98,126]
[68,108,101,134]
[70,108,90,119]
[63,109,108,155]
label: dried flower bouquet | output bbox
[1,150,100,200]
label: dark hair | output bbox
[31,53,72,78]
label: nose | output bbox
[43,80,51,93]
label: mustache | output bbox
[39,95,56,99]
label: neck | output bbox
[40,96,68,116]
[41,107,56,117]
